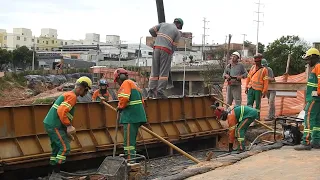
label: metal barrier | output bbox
[0,95,224,170]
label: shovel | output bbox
[113,111,120,157]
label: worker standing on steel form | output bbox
[92,79,110,102]
[245,53,269,119]
[147,18,183,99]
[261,59,276,121]
[43,76,92,175]
[114,68,147,160]
[211,105,258,153]
[295,48,320,151]
[223,51,248,106]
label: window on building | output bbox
[51,48,54,51]
[148,52,153,55]
[60,42,63,45]
[37,40,39,43]
[46,41,48,44]
[4,36,7,40]
[16,45,20,48]
[46,48,48,51]
[32,39,34,42]
[36,47,39,50]
[52,40,54,44]
[56,41,57,43]
[22,33,24,35]
[43,41,44,43]
[65,42,67,45]
[17,36,20,40]
[24,37,27,41]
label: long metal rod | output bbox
[101,101,201,164]
[113,112,119,157]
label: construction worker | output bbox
[147,18,183,99]
[261,59,276,121]
[43,76,92,174]
[294,48,320,151]
[211,105,258,153]
[114,68,147,159]
[245,53,269,119]
[223,51,248,106]
[92,79,110,102]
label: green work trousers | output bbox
[247,88,262,119]
[236,117,255,151]
[44,124,70,165]
[123,123,141,160]
[302,100,320,146]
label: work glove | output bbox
[245,88,248,94]
[67,125,76,134]
[116,107,123,113]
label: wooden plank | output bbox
[268,82,306,91]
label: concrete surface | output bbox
[187,146,320,180]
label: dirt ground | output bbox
[187,146,320,180]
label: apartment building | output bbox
[36,28,62,51]
[0,28,34,50]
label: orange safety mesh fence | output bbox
[222,72,306,120]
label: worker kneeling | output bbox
[43,76,92,175]
[114,68,147,160]
[212,105,258,153]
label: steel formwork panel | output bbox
[0,95,224,170]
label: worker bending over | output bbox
[212,105,258,153]
[245,53,269,119]
[114,68,147,159]
[295,48,320,150]
[43,76,92,174]
[92,79,110,102]
[261,59,276,120]
[223,51,248,106]
[147,18,183,99]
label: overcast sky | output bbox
[1,0,319,46]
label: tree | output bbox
[12,46,35,70]
[263,35,310,76]
[0,48,12,70]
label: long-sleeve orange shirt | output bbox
[227,108,237,144]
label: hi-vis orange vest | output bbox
[246,65,269,93]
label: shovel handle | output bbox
[102,101,201,164]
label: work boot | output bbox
[147,90,155,99]
[156,92,168,99]
[294,144,312,151]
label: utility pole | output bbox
[118,40,126,67]
[254,0,264,54]
[137,36,142,66]
[202,17,209,61]
[241,34,247,57]
[32,36,35,70]
[226,34,232,68]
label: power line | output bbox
[202,17,209,60]
[254,0,264,54]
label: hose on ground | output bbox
[248,131,282,151]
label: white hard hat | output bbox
[232,52,241,58]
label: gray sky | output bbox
[1,0,319,46]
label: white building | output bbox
[85,33,100,42]
[3,28,34,50]
[106,35,120,45]
[41,28,58,38]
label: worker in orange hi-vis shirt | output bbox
[92,79,110,102]
[43,76,92,177]
[245,53,269,120]
[114,68,147,161]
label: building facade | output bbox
[0,28,34,50]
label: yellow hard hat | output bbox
[76,76,92,89]
[303,48,320,60]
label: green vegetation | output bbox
[33,97,57,105]
[264,35,310,76]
